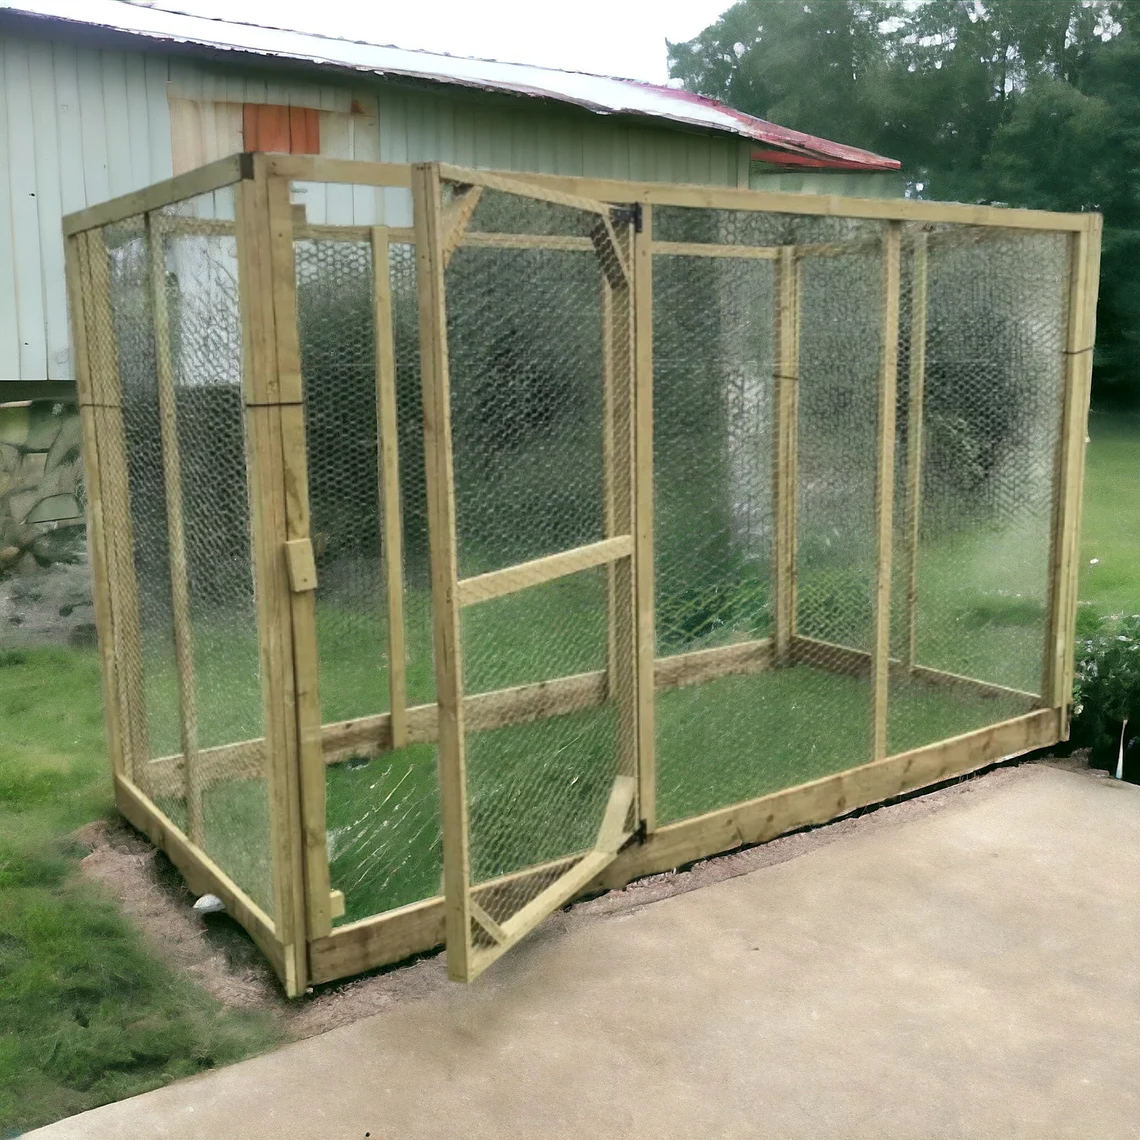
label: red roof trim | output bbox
[750,148,900,172]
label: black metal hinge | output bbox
[611,202,643,232]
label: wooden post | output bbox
[411,162,472,981]
[633,205,656,832]
[903,232,929,672]
[82,228,151,788]
[773,244,800,667]
[146,213,203,845]
[372,225,409,748]
[265,174,334,945]
[1044,215,1103,725]
[65,233,128,786]
[607,217,639,803]
[871,223,902,762]
[234,160,308,994]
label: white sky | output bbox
[129,0,734,83]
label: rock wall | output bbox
[0,400,94,647]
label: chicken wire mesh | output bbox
[886,226,1067,754]
[293,211,442,925]
[87,190,272,914]
[444,185,629,923]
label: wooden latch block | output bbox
[284,538,318,593]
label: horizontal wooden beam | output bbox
[305,707,1062,983]
[264,154,413,187]
[654,638,773,689]
[463,231,593,252]
[114,774,286,984]
[435,162,613,218]
[457,536,632,607]
[63,154,248,235]
[652,240,779,260]
[145,737,265,799]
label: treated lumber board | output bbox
[507,171,1090,231]
[772,244,800,666]
[63,153,247,234]
[654,639,773,690]
[264,155,413,188]
[146,738,266,799]
[435,162,611,218]
[633,207,656,832]
[871,222,902,761]
[266,172,331,946]
[456,535,632,607]
[146,212,203,845]
[412,161,474,982]
[462,231,592,252]
[652,240,779,260]
[372,226,409,748]
[235,166,307,994]
[284,538,318,593]
[115,774,286,983]
[589,214,631,287]
[903,232,929,670]
[306,707,1061,983]
[65,234,127,782]
[440,185,483,267]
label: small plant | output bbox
[1070,608,1140,781]
[0,649,26,668]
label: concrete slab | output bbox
[29,762,1140,1140]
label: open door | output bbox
[412,163,642,980]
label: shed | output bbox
[0,0,901,395]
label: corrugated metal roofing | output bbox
[0,0,900,171]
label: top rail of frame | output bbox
[62,154,252,236]
[65,155,1098,237]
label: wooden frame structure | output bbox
[64,154,1101,995]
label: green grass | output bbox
[1079,408,1140,617]
[0,649,282,1135]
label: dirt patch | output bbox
[74,753,1103,1040]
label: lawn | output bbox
[1,406,1136,1132]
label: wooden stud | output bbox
[63,153,248,235]
[65,234,128,785]
[146,212,204,845]
[265,173,333,948]
[602,277,619,707]
[412,162,473,982]
[654,638,773,690]
[456,536,632,607]
[590,215,631,287]
[652,240,779,260]
[903,232,929,671]
[871,222,902,761]
[773,244,800,667]
[235,163,306,993]
[306,706,1061,983]
[1044,216,1103,720]
[633,205,656,832]
[440,185,484,268]
[372,226,410,749]
[82,229,151,787]
[435,162,612,218]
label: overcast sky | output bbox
[131,0,733,83]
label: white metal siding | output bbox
[0,30,754,383]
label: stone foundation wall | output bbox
[0,400,94,647]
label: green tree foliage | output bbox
[669,0,1140,404]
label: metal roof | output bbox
[0,0,900,172]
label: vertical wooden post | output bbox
[633,205,656,833]
[903,232,929,672]
[607,218,638,803]
[412,162,472,980]
[871,223,902,762]
[146,213,203,844]
[266,174,334,944]
[1044,215,1102,726]
[773,244,800,667]
[82,228,151,787]
[235,159,308,994]
[372,225,409,749]
[65,233,128,786]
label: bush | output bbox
[1070,608,1140,781]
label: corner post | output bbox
[773,244,800,667]
[411,162,473,980]
[903,231,929,671]
[872,222,902,761]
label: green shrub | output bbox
[1070,609,1140,780]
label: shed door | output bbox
[414,166,642,981]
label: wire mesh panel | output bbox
[294,220,443,925]
[87,189,273,914]
[652,209,887,825]
[887,226,1068,753]
[436,180,636,975]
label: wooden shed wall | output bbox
[1,29,760,385]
